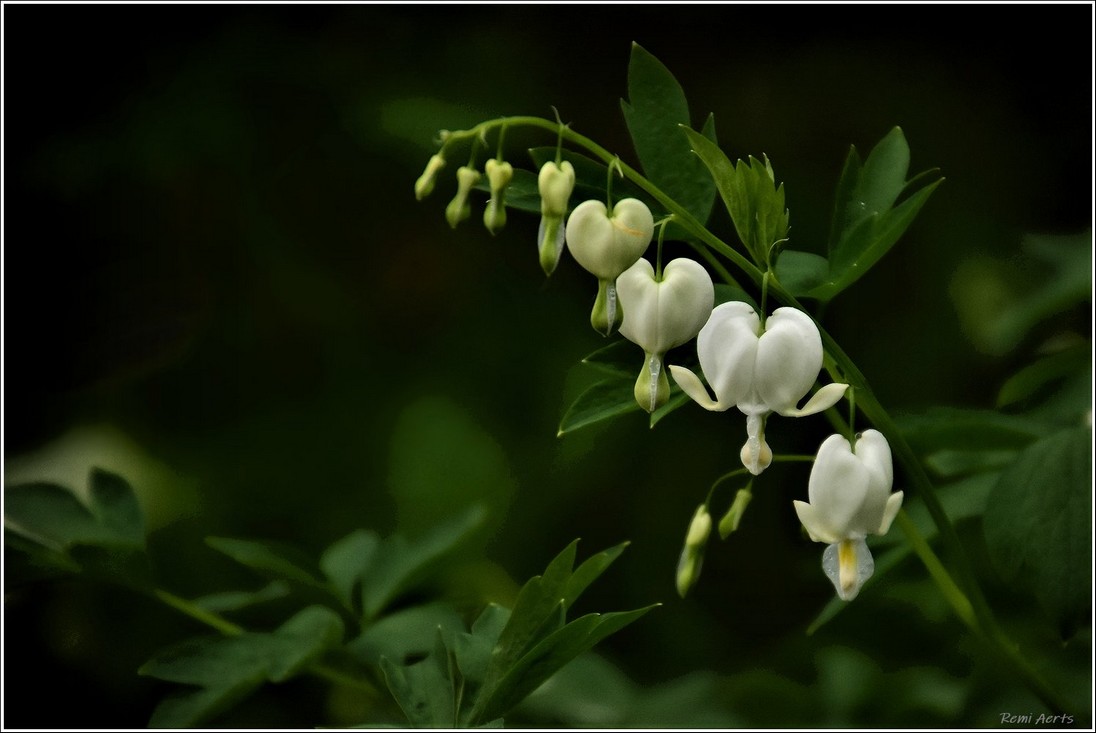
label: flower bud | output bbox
[676,504,711,598]
[718,488,753,539]
[445,165,481,229]
[414,154,446,200]
[483,158,513,235]
[537,161,576,277]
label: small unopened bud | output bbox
[414,154,446,200]
[483,159,513,235]
[685,505,712,548]
[445,166,481,229]
[676,505,711,598]
[718,488,752,539]
[537,161,575,276]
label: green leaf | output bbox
[983,426,1092,635]
[775,250,830,297]
[620,43,717,227]
[580,339,639,380]
[450,604,511,693]
[471,605,657,724]
[321,529,382,612]
[142,606,344,727]
[681,127,788,266]
[997,343,1091,408]
[713,283,758,310]
[380,629,458,728]
[360,504,488,620]
[348,602,465,666]
[649,388,692,429]
[896,407,1048,454]
[813,127,941,301]
[86,468,145,545]
[557,379,640,437]
[193,581,291,614]
[205,537,326,588]
[563,541,629,610]
[4,471,149,587]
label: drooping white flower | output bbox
[668,302,847,474]
[536,161,576,276]
[617,257,714,412]
[793,429,904,601]
[566,198,654,335]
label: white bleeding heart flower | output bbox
[669,302,848,475]
[617,257,714,412]
[793,429,904,601]
[445,165,482,229]
[566,198,654,335]
[536,161,576,276]
[483,158,514,235]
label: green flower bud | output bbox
[537,161,575,276]
[414,154,446,200]
[676,504,712,598]
[483,158,513,235]
[718,488,753,539]
[445,165,481,229]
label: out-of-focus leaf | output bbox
[557,379,640,437]
[983,426,1092,635]
[682,127,788,267]
[620,43,717,230]
[924,449,1018,478]
[205,537,326,588]
[4,470,149,587]
[563,541,629,610]
[775,250,830,297]
[474,168,540,213]
[997,342,1091,408]
[320,529,381,613]
[141,606,344,727]
[449,604,511,703]
[348,602,464,666]
[193,581,291,614]
[896,407,1048,454]
[360,504,488,620]
[713,283,758,310]
[379,632,457,729]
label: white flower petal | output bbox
[668,365,724,411]
[854,429,894,492]
[656,259,714,352]
[754,307,823,413]
[617,259,659,352]
[808,434,873,540]
[777,382,849,417]
[696,301,760,409]
[877,491,904,535]
[794,501,841,544]
[822,538,874,601]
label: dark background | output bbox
[3,3,1092,728]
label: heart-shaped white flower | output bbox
[566,198,654,280]
[669,303,847,474]
[617,257,713,412]
[793,430,904,601]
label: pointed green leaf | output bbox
[580,339,640,380]
[320,529,381,612]
[620,43,717,226]
[193,581,291,614]
[649,389,692,429]
[380,645,456,729]
[471,605,657,725]
[852,126,910,217]
[983,426,1092,635]
[451,604,511,693]
[827,145,862,251]
[348,603,464,666]
[205,537,326,588]
[774,250,830,297]
[563,541,629,610]
[360,504,488,620]
[997,343,1091,408]
[557,379,640,437]
[87,469,145,545]
[896,407,1048,454]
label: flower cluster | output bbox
[414,139,902,602]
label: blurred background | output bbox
[3,3,1091,728]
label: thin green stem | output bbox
[655,217,670,280]
[893,512,976,629]
[771,454,815,463]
